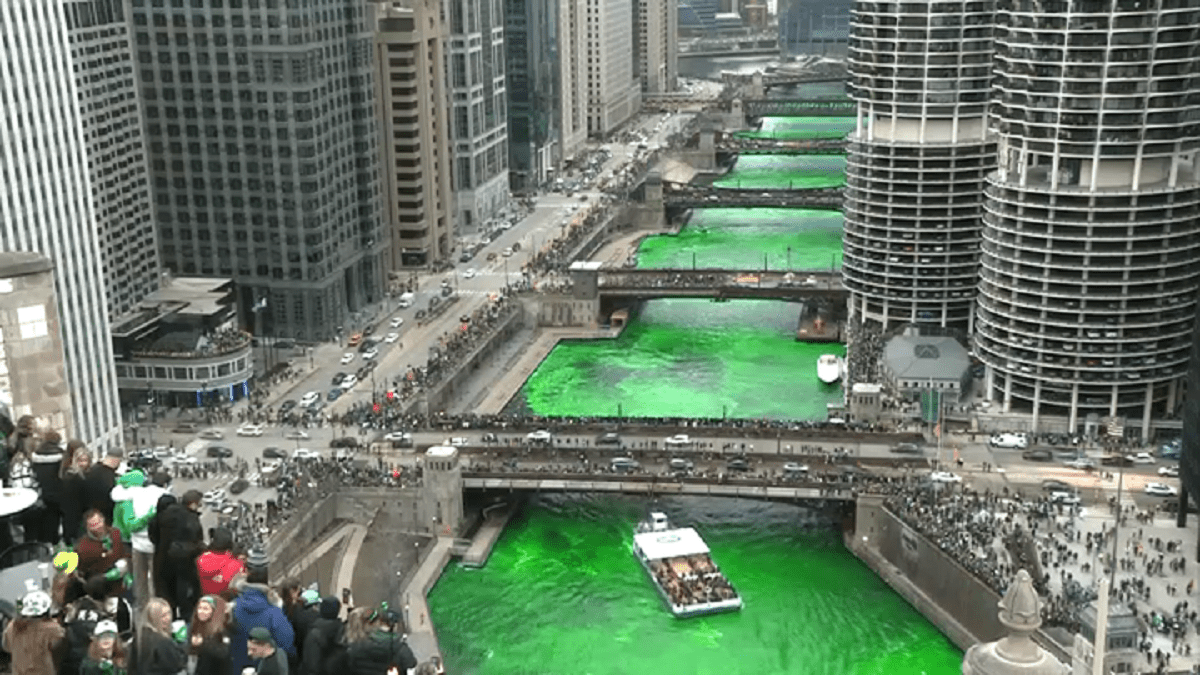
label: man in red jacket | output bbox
[196,527,243,597]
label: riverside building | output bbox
[636,0,679,94]
[975,0,1200,438]
[1,0,141,451]
[444,0,511,232]
[130,0,388,342]
[584,0,643,137]
[842,0,997,333]
[372,0,456,270]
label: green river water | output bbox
[712,154,847,190]
[636,207,843,271]
[519,299,844,421]
[428,494,963,674]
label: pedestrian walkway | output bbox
[401,536,454,664]
[475,326,623,415]
[461,503,517,567]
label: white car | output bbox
[340,352,355,365]
[462,269,476,279]
[340,374,358,390]
[525,429,553,443]
[383,431,410,442]
[445,436,469,446]
[1064,457,1097,470]
[292,448,320,460]
[171,454,197,466]
[390,317,404,329]
[1130,452,1155,465]
[502,247,513,257]
[285,429,310,441]
[989,433,1028,449]
[1144,482,1178,497]
[1050,491,1081,505]
[929,471,962,484]
[299,392,321,407]
[362,347,379,361]
[384,332,400,344]
[1158,466,1180,477]
[664,434,692,448]
[198,429,224,440]
[237,424,264,437]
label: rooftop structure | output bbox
[882,333,971,399]
[843,0,997,333]
[974,0,1200,438]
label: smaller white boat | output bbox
[817,354,841,384]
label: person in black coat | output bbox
[148,493,178,603]
[59,441,92,545]
[159,490,205,619]
[345,604,416,675]
[29,431,64,544]
[134,598,188,675]
[285,589,320,669]
[83,449,122,523]
[188,595,232,675]
[300,598,346,675]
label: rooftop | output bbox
[634,526,710,560]
[883,334,971,381]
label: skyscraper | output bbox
[373,0,455,269]
[842,0,996,333]
[976,0,1200,437]
[585,0,643,137]
[505,0,562,192]
[637,0,679,94]
[445,0,511,232]
[0,0,127,450]
[130,0,388,342]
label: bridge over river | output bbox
[663,183,844,209]
[464,473,857,502]
[594,268,846,302]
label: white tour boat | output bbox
[632,512,743,618]
[817,354,841,384]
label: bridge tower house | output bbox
[633,169,666,229]
[422,445,464,537]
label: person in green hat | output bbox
[247,627,288,675]
[80,620,128,675]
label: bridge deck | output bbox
[463,475,854,501]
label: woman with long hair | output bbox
[344,604,416,675]
[136,597,188,675]
[60,444,92,545]
[186,595,230,675]
[0,590,66,675]
[80,620,128,675]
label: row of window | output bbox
[116,359,246,382]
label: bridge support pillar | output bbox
[633,169,665,229]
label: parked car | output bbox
[331,372,347,386]
[669,458,694,472]
[610,457,639,471]
[891,443,922,454]
[205,446,234,459]
[664,434,691,448]
[526,429,553,443]
[299,391,321,407]
[173,422,199,434]
[340,374,358,390]
[595,432,622,446]
[390,317,404,328]
[328,388,342,402]
[340,352,355,365]
[782,462,809,475]
[237,424,264,437]
[1050,491,1081,505]
[292,448,320,460]
[727,457,751,472]
[385,332,400,344]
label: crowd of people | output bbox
[0,414,442,675]
[646,554,737,608]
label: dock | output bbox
[460,501,519,567]
[476,326,624,415]
[796,314,843,343]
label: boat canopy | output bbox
[634,527,710,561]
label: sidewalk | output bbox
[402,536,455,663]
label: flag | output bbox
[920,389,941,423]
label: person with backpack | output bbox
[230,547,296,675]
[299,597,346,675]
[159,490,205,618]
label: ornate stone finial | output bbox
[998,569,1044,634]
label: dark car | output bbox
[332,372,346,386]
[362,323,377,336]
[206,446,234,459]
[1041,479,1072,492]
[891,443,922,454]
[595,432,622,446]
[330,437,360,449]
[1101,454,1134,467]
[1022,448,1053,462]
[262,447,287,459]
[482,432,498,443]
[328,388,342,402]
[279,400,297,414]
[727,457,751,472]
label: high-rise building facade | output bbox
[780,0,853,56]
[445,0,511,232]
[130,0,388,342]
[585,0,643,137]
[559,0,589,161]
[843,0,997,333]
[373,0,455,269]
[504,0,561,192]
[976,0,1200,436]
[637,0,678,94]
[1,0,126,450]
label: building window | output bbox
[17,306,48,339]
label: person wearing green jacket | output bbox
[110,470,167,617]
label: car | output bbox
[331,372,347,386]
[526,429,553,443]
[383,431,409,442]
[279,400,297,414]
[595,432,621,446]
[727,457,751,472]
[1041,479,1073,492]
[669,458,694,472]
[1050,491,1081,505]
[502,247,513,257]
[150,447,173,460]
[171,454,198,465]
[444,436,469,447]
[205,446,234,459]
[1130,452,1155,465]
[1101,454,1133,467]
[237,424,264,437]
[328,388,342,402]
[891,443,922,454]
[782,462,809,475]
[202,488,226,504]
[330,437,360,449]
[340,352,355,365]
[390,317,404,329]
[173,422,199,434]
[929,471,962,484]
[292,448,320,460]
[198,429,224,440]
[1145,482,1178,497]
[340,374,358,390]
[664,434,691,448]
[285,429,310,441]
[462,269,476,279]
[362,347,379,361]
[384,332,400,344]
[482,432,498,443]
[610,457,639,471]
[989,433,1028,449]
[299,391,321,407]
[1064,457,1097,471]
[262,447,287,459]
[1158,466,1180,477]
[1022,449,1053,462]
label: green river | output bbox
[636,207,843,272]
[429,494,963,674]
[735,116,856,141]
[712,154,846,191]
